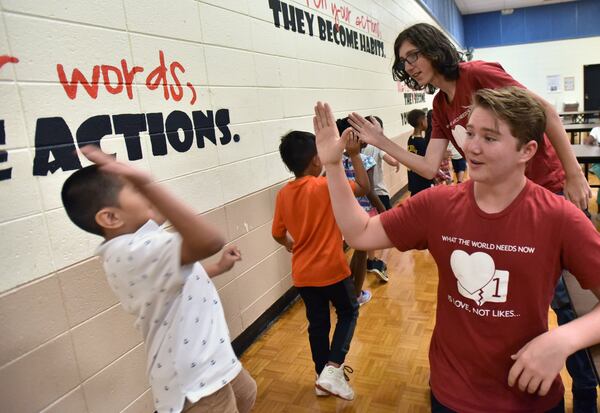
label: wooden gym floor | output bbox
[241,181,600,413]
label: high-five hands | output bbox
[348,112,387,148]
[313,102,353,166]
[344,128,361,157]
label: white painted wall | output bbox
[0,0,436,291]
[473,37,600,111]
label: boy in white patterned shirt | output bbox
[61,146,256,413]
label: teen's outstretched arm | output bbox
[313,102,392,251]
[348,112,447,179]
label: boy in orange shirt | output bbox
[272,130,370,400]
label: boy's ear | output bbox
[95,207,124,231]
[312,154,322,168]
[519,140,538,163]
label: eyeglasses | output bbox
[396,50,421,71]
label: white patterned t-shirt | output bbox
[96,220,242,413]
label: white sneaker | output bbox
[316,364,355,400]
[315,374,329,397]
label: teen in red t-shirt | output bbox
[348,22,598,410]
[348,23,590,209]
[312,88,600,413]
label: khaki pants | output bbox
[185,369,257,413]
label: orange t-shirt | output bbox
[272,176,353,287]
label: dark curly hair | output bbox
[392,23,463,94]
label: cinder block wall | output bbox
[0,1,436,411]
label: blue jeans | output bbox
[551,277,598,412]
[297,276,359,374]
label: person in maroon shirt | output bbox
[349,23,590,207]
[348,23,598,412]
[312,87,600,413]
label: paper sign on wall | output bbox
[564,76,575,91]
[546,75,561,93]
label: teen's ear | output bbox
[95,207,124,231]
[519,140,538,163]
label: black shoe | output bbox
[367,259,388,282]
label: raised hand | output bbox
[344,128,360,157]
[80,145,152,188]
[313,102,347,166]
[348,112,387,148]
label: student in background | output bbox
[61,146,256,413]
[338,117,388,290]
[406,109,434,196]
[448,142,467,183]
[361,116,401,209]
[313,87,600,413]
[361,115,399,281]
[272,130,368,400]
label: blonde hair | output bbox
[471,87,546,149]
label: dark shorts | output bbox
[378,195,392,210]
[451,158,467,172]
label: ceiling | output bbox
[454,0,578,15]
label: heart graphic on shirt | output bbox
[450,250,495,294]
[451,125,467,150]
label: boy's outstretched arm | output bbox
[314,102,392,251]
[81,146,225,265]
[204,245,242,278]
[383,153,400,172]
[508,286,600,396]
[348,112,447,179]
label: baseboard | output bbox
[232,286,300,357]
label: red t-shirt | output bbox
[272,176,353,287]
[380,180,600,413]
[432,61,565,193]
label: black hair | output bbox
[61,165,124,236]
[368,116,383,129]
[278,131,317,177]
[407,109,426,128]
[336,115,383,134]
[336,117,351,135]
[392,23,463,94]
[424,109,433,142]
